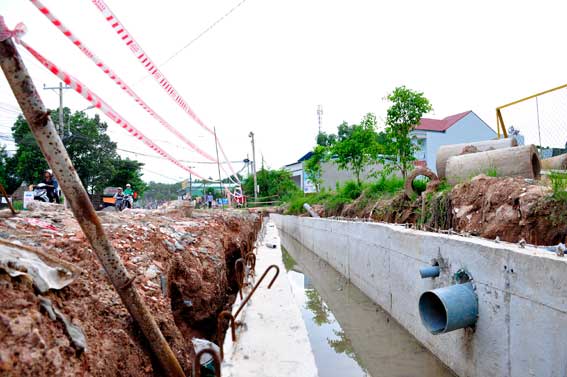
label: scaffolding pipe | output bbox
[0,37,185,377]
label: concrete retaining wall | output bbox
[272,214,567,377]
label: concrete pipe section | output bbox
[419,282,478,334]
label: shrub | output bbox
[549,171,567,200]
[367,176,404,198]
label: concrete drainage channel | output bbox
[280,232,454,377]
[272,214,567,377]
[219,218,454,377]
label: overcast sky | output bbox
[1,0,566,183]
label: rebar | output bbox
[245,252,256,276]
[216,310,237,360]
[192,348,221,377]
[0,37,185,377]
[234,265,279,319]
[234,258,246,299]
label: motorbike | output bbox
[33,183,50,202]
[115,194,133,211]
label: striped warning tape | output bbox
[30,0,217,163]
[19,40,206,179]
[88,0,241,184]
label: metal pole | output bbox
[213,126,223,209]
[0,38,185,377]
[536,96,543,157]
[58,82,64,137]
[249,132,257,202]
[189,172,192,199]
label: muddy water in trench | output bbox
[280,232,455,377]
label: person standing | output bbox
[206,193,213,209]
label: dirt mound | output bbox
[0,207,258,376]
[310,175,566,246]
[450,175,566,245]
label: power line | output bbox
[135,0,250,85]
[163,0,249,65]
[117,147,243,164]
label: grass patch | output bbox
[486,167,498,177]
[549,171,567,201]
[366,176,404,198]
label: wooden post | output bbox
[0,183,17,215]
[0,37,185,376]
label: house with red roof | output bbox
[411,111,496,171]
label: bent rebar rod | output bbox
[193,348,221,377]
[235,258,246,299]
[217,310,237,360]
[234,265,279,320]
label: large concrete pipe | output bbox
[436,138,518,179]
[445,145,540,185]
[419,283,478,334]
[541,154,567,171]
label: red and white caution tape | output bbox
[30,0,217,163]
[0,16,26,43]
[19,40,206,180]
[89,0,241,184]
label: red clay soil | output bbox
[450,175,567,245]
[313,175,567,246]
[0,203,258,376]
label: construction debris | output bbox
[0,206,258,376]
[0,239,79,293]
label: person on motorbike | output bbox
[123,184,134,208]
[113,187,124,210]
[40,170,60,203]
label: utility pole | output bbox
[189,172,192,199]
[317,104,323,134]
[248,131,258,203]
[43,82,71,209]
[43,82,71,137]
[213,126,223,209]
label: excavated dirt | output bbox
[311,175,567,246]
[0,202,259,376]
[449,175,567,245]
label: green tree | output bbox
[381,86,433,178]
[11,114,48,185]
[331,113,382,185]
[106,158,148,197]
[316,131,337,147]
[142,181,181,203]
[304,145,328,192]
[0,146,20,193]
[242,168,299,201]
[10,108,146,195]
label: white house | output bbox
[411,111,497,171]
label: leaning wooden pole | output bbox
[0,37,185,377]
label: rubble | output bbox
[0,205,259,376]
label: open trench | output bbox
[0,206,262,376]
[168,218,261,346]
